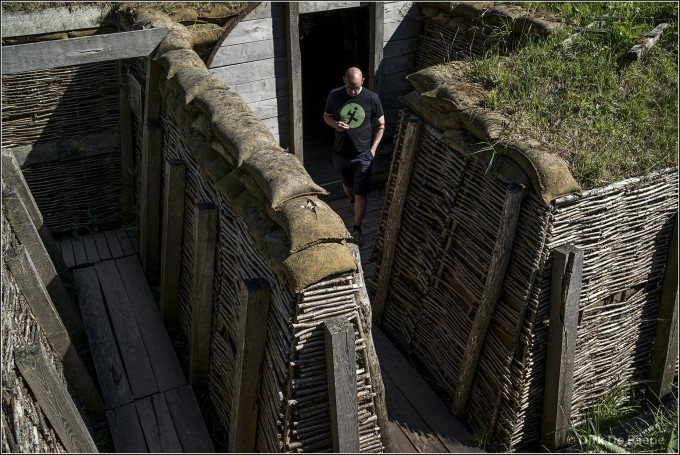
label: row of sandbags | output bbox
[401,62,582,205]
[129,7,357,294]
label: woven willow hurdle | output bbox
[370,109,678,451]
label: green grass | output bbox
[465,2,678,189]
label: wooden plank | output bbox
[1,28,168,75]
[452,185,525,416]
[93,232,112,261]
[628,23,671,61]
[5,247,105,421]
[219,17,285,47]
[61,238,76,269]
[324,316,360,453]
[285,2,303,161]
[204,1,265,68]
[381,70,412,94]
[210,55,287,86]
[189,203,218,386]
[83,234,100,264]
[14,343,99,453]
[369,2,385,93]
[261,115,290,136]
[105,229,125,258]
[95,259,159,399]
[71,236,88,266]
[135,394,183,453]
[128,229,141,254]
[164,385,215,453]
[249,95,289,120]
[230,76,289,104]
[209,37,287,68]
[116,255,187,392]
[73,267,133,410]
[372,325,480,452]
[382,36,420,59]
[1,5,110,38]
[387,419,418,453]
[120,63,136,220]
[541,245,583,451]
[373,118,421,323]
[160,159,186,326]
[649,212,678,401]
[383,1,422,42]
[126,70,143,119]
[107,402,148,453]
[2,186,86,347]
[229,278,271,453]
[116,228,136,257]
[299,1,362,14]
[381,52,417,75]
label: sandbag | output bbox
[495,137,582,204]
[159,49,207,80]
[169,66,224,104]
[271,196,352,254]
[184,133,215,169]
[459,107,510,142]
[205,156,232,184]
[401,91,463,131]
[406,62,471,93]
[281,242,358,293]
[210,140,235,167]
[230,189,262,219]
[215,169,245,203]
[157,29,194,56]
[258,227,292,264]
[192,89,250,119]
[242,150,329,209]
[211,111,279,166]
[421,82,487,113]
[191,113,213,138]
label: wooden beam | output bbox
[372,118,422,324]
[15,343,99,453]
[299,2,362,14]
[140,56,164,280]
[324,316,360,453]
[541,245,584,451]
[1,5,111,38]
[452,184,525,416]
[189,202,218,386]
[205,1,261,68]
[649,212,678,401]
[1,150,72,285]
[229,278,271,453]
[285,2,303,161]
[160,159,186,325]
[119,62,136,221]
[5,246,106,422]
[1,28,168,75]
[368,2,385,94]
[627,23,671,61]
[2,186,86,349]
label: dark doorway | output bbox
[299,7,370,185]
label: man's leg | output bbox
[354,194,368,227]
[343,184,355,206]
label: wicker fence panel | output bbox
[416,19,487,69]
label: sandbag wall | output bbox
[370,71,678,450]
[129,8,385,452]
[1,62,122,233]
[416,2,565,69]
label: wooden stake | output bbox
[541,245,583,451]
[324,316,359,453]
[285,2,303,158]
[373,118,422,324]
[15,343,99,453]
[119,62,136,221]
[159,159,186,325]
[189,202,218,386]
[229,278,271,453]
[452,185,525,416]
[368,2,385,94]
[649,212,678,401]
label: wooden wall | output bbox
[209,1,422,147]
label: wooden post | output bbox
[189,202,218,386]
[160,159,186,325]
[229,278,271,453]
[5,246,105,422]
[1,150,72,285]
[368,2,385,94]
[14,343,99,453]
[452,185,525,416]
[541,245,583,451]
[119,62,136,221]
[324,316,359,453]
[347,243,395,452]
[140,56,163,280]
[649,212,678,401]
[372,118,422,324]
[2,186,86,349]
[285,2,303,160]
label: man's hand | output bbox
[335,120,349,132]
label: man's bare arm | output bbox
[324,112,348,132]
[370,115,386,156]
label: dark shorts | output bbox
[332,150,374,195]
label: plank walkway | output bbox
[59,228,215,453]
[326,190,482,453]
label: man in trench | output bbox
[323,67,385,245]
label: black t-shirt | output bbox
[324,86,384,157]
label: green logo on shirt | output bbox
[340,103,365,129]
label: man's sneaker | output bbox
[351,227,362,245]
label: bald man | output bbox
[323,67,385,245]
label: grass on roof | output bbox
[466,2,678,189]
